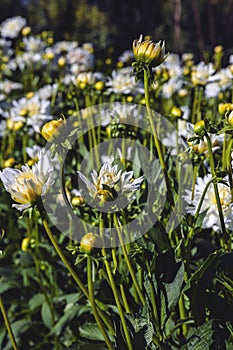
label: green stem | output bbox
[143,69,174,205]
[114,214,146,305]
[178,294,188,337]
[0,296,19,350]
[87,256,114,350]
[100,218,133,350]
[103,255,133,350]
[185,176,214,276]
[206,134,229,249]
[226,137,233,202]
[38,206,113,334]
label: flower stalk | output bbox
[0,296,19,350]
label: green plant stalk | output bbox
[38,206,113,334]
[103,254,133,350]
[226,137,233,201]
[119,284,131,314]
[178,294,188,337]
[185,176,214,277]
[143,69,174,205]
[87,255,114,350]
[0,296,19,350]
[100,219,133,350]
[206,134,229,249]
[114,213,146,305]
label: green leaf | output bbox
[29,293,45,310]
[183,250,222,294]
[79,323,105,341]
[181,320,214,350]
[41,301,54,329]
[165,261,184,313]
[0,280,20,294]
[50,304,90,336]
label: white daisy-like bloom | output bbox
[109,102,142,123]
[52,40,78,54]
[8,51,42,71]
[0,150,55,211]
[191,62,215,86]
[66,47,94,73]
[25,145,42,161]
[205,82,220,98]
[23,35,45,52]
[78,162,144,203]
[0,16,26,39]
[184,174,233,231]
[0,79,22,95]
[161,78,183,99]
[1,94,53,134]
[162,53,183,79]
[106,68,144,95]
[118,50,134,64]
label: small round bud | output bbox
[228,111,233,126]
[194,120,206,136]
[214,45,223,54]
[21,237,30,251]
[58,57,66,67]
[171,106,182,118]
[71,196,85,207]
[41,118,64,142]
[80,232,99,254]
[21,26,31,36]
[4,157,16,167]
[94,81,105,91]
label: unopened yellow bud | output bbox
[133,34,167,67]
[21,26,31,36]
[80,232,99,254]
[117,61,124,68]
[126,95,133,103]
[26,92,34,99]
[228,111,233,126]
[58,57,66,67]
[71,196,85,207]
[41,118,64,142]
[218,103,233,115]
[94,81,105,91]
[43,52,54,60]
[7,120,24,131]
[21,237,30,251]
[4,157,16,167]
[194,120,206,136]
[214,45,223,54]
[171,106,182,118]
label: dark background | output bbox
[1,0,233,62]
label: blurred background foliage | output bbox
[0,0,233,63]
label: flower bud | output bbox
[41,118,64,142]
[21,237,30,251]
[228,111,233,126]
[194,120,206,136]
[58,57,66,67]
[71,195,85,207]
[132,34,167,67]
[171,106,182,118]
[21,26,31,36]
[80,232,99,254]
[4,157,16,167]
[94,81,105,91]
